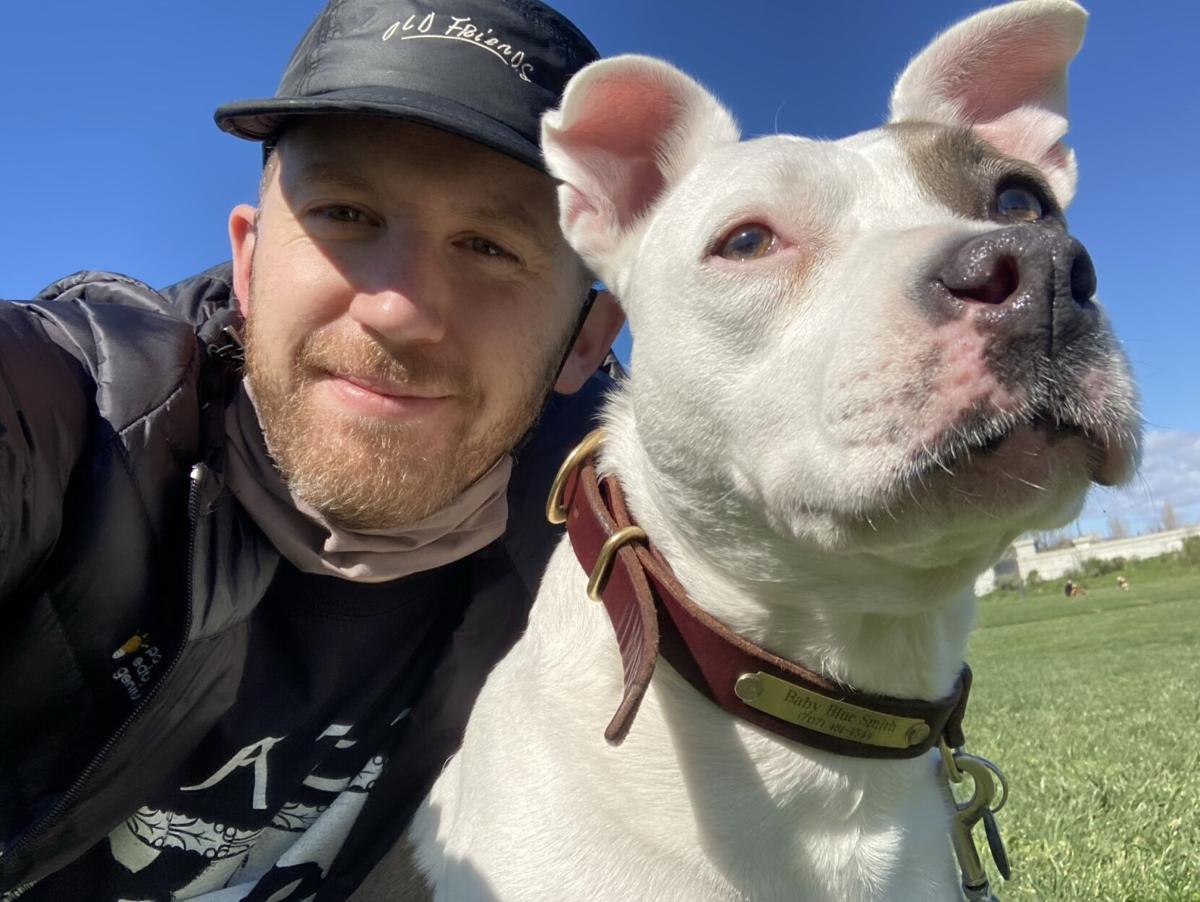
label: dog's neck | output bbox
[599,391,976,703]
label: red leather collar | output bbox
[553,439,970,759]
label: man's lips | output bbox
[335,372,450,400]
[321,371,454,418]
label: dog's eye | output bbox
[996,186,1044,222]
[716,224,777,261]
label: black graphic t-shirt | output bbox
[16,557,469,901]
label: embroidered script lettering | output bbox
[381,14,536,83]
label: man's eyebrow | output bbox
[293,162,375,193]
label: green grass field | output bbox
[966,554,1200,901]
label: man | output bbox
[0,0,622,898]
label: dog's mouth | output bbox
[965,414,1080,455]
[915,408,1133,489]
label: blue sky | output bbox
[3,0,1197,534]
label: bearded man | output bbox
[0,1,622,899]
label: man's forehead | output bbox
[281,117,548,191]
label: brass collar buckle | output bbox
[546,428,606,525]
[547,429,648,600]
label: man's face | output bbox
[232,118,588,529]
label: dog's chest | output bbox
[408,541,959,901]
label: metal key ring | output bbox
[951,755,997,826]
[958,752,1010,814]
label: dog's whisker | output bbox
[999,469,1046,492]
[951,490,1002,520]
[922,441,955,476]
[905,484,930,515]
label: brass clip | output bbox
[587,526,648,601]
[546,429,606,525]
[940,738,964,783]
[943,746,1009,901]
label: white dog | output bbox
[406,2,1140,899]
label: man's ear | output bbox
[553,290,625,395]
[229,203,258,316]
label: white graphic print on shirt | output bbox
[104,709,408,902]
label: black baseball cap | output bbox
[214,0,599,173]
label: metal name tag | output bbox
[733,671,932,749]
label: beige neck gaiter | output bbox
[223,381,512,583]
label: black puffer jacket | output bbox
[0,264,610,897]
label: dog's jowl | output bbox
[405,2,1141,900]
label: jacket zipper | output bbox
[2,465,204,865]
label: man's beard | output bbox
[243,298,570,531]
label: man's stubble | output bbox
[242,269,573,531]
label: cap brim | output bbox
[214,86,545,173]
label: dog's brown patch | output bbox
[886,122,1059,219]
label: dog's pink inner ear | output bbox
[543,57,739,273]
[553,77,684,233]
[558,78,680,155]
[917,22,1075,124]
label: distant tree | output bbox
[1083,556,1126,577]
[995,573,1023,592]
[1183,536,1200,565]
[1162,501,1181,531]
[1107,514,1129,539]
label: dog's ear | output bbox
[889,0,1086,206]
[542,55,739,287]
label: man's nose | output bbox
[932,224,1099,353]
[346,247,449,345]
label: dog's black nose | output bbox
[933,225,1099,351]
[1068,246,1097,306]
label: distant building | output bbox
[974,524,1200,595]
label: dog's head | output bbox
[542,0,1140,584]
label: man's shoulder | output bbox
[13,263,238,438]
[158,262,239,327]
[33,261,236,329]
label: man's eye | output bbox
[317,205,374,225]
[465,237,518,262]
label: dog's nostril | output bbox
[1069,249,1097,305]
[946,254,1020,305]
